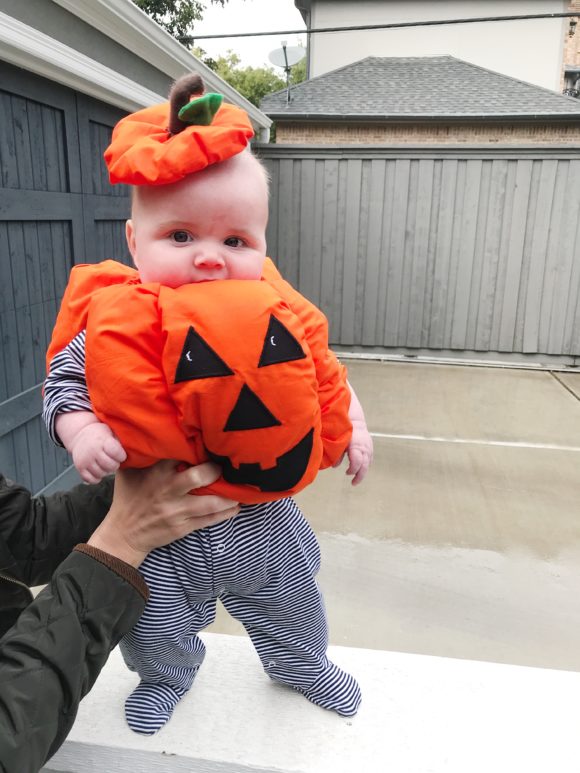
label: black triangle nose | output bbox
[224,384,282,432]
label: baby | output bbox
[44,75,373,735]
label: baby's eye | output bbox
[171,230,192,243]
[224,236,244,248]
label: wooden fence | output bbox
[259,145,580,361]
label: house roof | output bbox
[260,56,580,121]
[294,0,311,23]
[0,0,271,136]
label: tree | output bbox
[212,52,284,107]
[195,49,306,108]
[289,57,306,86]
[132,0,226,41]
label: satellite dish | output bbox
[268,41,306,104]
[268,45,306,70]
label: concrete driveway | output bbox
[209,359,580,673]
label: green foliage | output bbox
[194,49,307,108]
[132,0,225,41]
[289,57,306,85]
[214,52,284,107]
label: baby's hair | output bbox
[130,154,270,214]
[168,73,205,135]
[246,149,271,197]
[129,184,139,208]
[129,151,270,213]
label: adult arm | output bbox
[0,547,147,773]
[0,473,114,588]
[0,461,238,773]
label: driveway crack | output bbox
[550,371,580,403]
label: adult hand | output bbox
[88,460,239,567]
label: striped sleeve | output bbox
[43,330,92,446]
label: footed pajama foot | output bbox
[301,662,361,717]
[125,681,185,735]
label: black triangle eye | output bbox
[258,315,306,368]
[174,326,234,383]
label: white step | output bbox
[44,632,580,773]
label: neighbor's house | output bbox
[563,0,580,95]
[260,56,580,145]
[295,0,579,93]
[0,0,271,493]
[563,0,580,92]
[258,52,580,371]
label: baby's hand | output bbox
[70,422,127,484]
[344,420,373,486]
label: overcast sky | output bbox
[193,0,306,69]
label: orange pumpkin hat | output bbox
[104,73,254,186]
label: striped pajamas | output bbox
[122,497,361,734]
[42,330,90,446]
[44,334,361,734]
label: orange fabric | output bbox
[47,260,351,503]
[46,260,140,370]
[261,261,352,469]
[104,102,254,186]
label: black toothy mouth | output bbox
[206,429,314,492]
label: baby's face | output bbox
[126,152,269,287]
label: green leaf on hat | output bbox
[178,93,224,126]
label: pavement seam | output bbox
[370,432,580,452]
[549,371,580,403]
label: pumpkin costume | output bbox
[46,258,352,503]
[43,79,361,734]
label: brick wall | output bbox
[275,122,580,145]
[562,1,580,88]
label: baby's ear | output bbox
[125,219,138,265]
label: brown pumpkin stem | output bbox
[168,73,205,135]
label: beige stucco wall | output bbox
[308,0,567,90]
[563,0,580,78]
[275,121,580,144]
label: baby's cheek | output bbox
[150,264,192,288]
[228,252,266,281]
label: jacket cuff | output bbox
[73,544,149,602]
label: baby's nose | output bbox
[194,247,224,268]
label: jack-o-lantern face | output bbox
[162,280,324,497]
[53,258,350,505]
[172,315,314,491]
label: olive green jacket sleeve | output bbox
[0,474,114,588]
[0,546,148,773]
[0,473,117,641]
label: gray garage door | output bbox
[0,61,131,493]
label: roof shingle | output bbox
[260,56,580,119]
